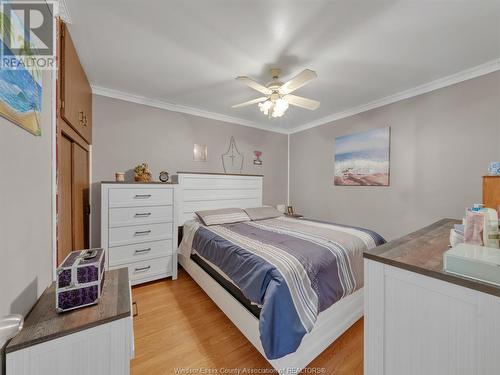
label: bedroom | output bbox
[0,0,499,374]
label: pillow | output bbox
[244,206,283,221]
[195,208,250,226]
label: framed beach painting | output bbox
[0,10,42,135]
[334,127,390,186]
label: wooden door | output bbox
[72,142,90,250]
[60,23,92,143]
[56,20,92,266]
[58,135,73,264]
[57,135,90,265]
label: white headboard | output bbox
[177,172,263,226]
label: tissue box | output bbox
[489,161,500,175]
[56,248,105,313]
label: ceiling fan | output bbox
[232,68,320,118]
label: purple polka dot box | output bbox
[56,248,106,313]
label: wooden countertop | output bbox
[364,218,500,298]
[6,268,131,353]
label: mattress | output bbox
[190,253,261,318]
[179,216,385,359]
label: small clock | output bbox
[159,171,170,183]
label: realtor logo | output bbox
[1,1,55,69]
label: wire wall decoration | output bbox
[221,136,244,174]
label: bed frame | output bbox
[177,172,363,372]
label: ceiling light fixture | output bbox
[232,68,320,119]
[258,97,289,118]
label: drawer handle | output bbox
[134,248,151,255]
[134,212,152,217]
[134,266,151,273]
[132,301,138,317]
[134,194,151,199]
[134,230,151,236]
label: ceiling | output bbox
[64,0,500,133]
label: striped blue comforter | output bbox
[188,216,385,359]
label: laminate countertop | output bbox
[6,268,131,353]
[364,218,500,298]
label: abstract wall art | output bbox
[334,127,390,186]
[0,12,42,135]
[193,144,208,161]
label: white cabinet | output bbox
[6,269,133,375]
[6,318,133,375]
[364,259,500,375]
[101,183,178,285]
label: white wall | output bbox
[290,71,500,241]
[0,71,54,317]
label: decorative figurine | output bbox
[253,151,262,165]
[134,163,152,182]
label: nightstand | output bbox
[6,269,134,375]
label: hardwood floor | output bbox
[131,269,364,374]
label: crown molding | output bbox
[91,86,289,134]
[92,59,500,136]
[288,58,500,134]
[56,0,72,23]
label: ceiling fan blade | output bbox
[232,97,268,108]
[279,69,317,94]
[285,94,320,110]
[236,76,272,95]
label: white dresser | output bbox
[101,182,178,285]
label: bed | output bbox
[176,172,385,371]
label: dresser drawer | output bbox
[109,222,173,247]
[123,256,173,284]
[109,188,173,208]
[109,205,173,228]
[109,240,173,266]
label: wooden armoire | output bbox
[56,20,93,265]
[483,176,500,211]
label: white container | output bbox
[444,243,500,286]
